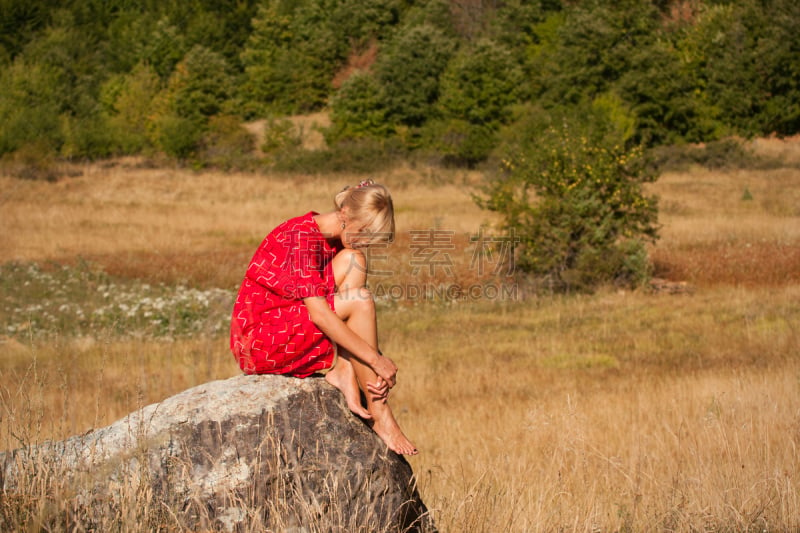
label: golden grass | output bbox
[1,138,799,530]
[0,159,486,288]
[384,287,799,530]
[0,336,238,450]
[649,164,800,287]
[2,287,798,530]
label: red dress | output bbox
[230,212,342,377]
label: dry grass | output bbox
[386,286,799,531]
[650,163,800,288]
[1,134,799,530]
[0,158,486,288]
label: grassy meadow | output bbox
[1,136,799,531]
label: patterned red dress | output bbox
[230,212,342,377]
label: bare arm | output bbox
[304,296,397,387]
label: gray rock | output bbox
[1,374,434,532]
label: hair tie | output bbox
[340,179,374,194]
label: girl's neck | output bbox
[313,211,343,239]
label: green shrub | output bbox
[478,105,659,292]
[196,115,256,170]
[648,138,764,172]
[59,114,115,160]
[261,117,303,154]
[0,141,60,182]
[423,118,497,167]
[153,114,204,160]
[271,138,401,175]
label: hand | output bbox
[371,353,397,388]
[367,376,390,402]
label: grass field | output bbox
[1,135,799,531]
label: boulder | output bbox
[0,374,434,532]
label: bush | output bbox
[261,117,303,155]
[423,118,497,167]
[196,115,256,170]
[0,141,60,181]
[648,138,765,172]
[152,114,204,160]
[478,105,659,292]
[270,138,401,175]
[59,114,115,160]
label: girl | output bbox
[230,180,417,455]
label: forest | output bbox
[1,0,799,166]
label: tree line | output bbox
[1,0,798,165]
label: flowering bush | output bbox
[478,105,659,292]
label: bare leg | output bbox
[327,250,417,455]
[333,286,417,455]
[324,354,371,419]
[324,250,372,418]
[347,347,418,455]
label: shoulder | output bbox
[332,248,366,268]
[267,212,320,243]
[273,212,317,233]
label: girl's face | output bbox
[339,207,366,249]
[342,224,368,249]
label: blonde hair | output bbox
[334,180,395,247]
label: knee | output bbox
[333,249,367,290]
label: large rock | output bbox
[1,374,434,532]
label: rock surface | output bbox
[1,374,433,532]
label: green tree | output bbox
[329,0,404,51]
[428,38,522,164]
[149,45,235,158]
[374,23,456,128]
[617,36,724,145]
[677,0,800,137]
[328,71,392,142]
[106,15,188,78]
[240,0,346,115]
[0,9,109,158]
[531,0,662,108]
[100,62,162,154]
[0,60,63,155]
[0,0,61,61]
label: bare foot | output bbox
[325,363,371,419]
[370,407,418,455]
